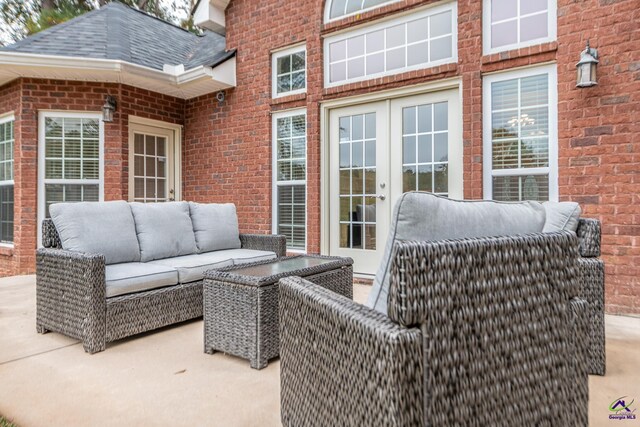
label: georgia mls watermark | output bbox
[609,396,637,421]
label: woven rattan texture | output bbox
[280,277,424,427]
[38,218,287,353]
[577,218,601,258]
[204,258,353,369]
[578,257,606,375]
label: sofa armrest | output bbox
[239,233,286,257]
[36,248,107,353]
[577,257,606,375]
[386,232,587,425]
[577,218,601,257]
[279,277,423,427]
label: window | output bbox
[272,110,306,251]
[325,0,400,22]
[324,3,457,87]
[483,0,556,54]
[38,112,103,244]
[272,45,306,98]
[402,102,449,195]
[0,115,14,244]
[483,65,557,202]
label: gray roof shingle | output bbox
[1,2,231,71]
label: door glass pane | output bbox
[133,132,169,202]
[339,113,376,250]
[402,101,449,195]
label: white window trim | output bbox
[482,0,557,56]
[37,111,105,247]
[324,0,401,23]
[323,2,458,88]
[0,113,15,247]
[482,64,558,202]
[271,108,307,253]
[272,44,307,99]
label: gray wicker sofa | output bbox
[36,201,286,354]
[280,193,601,426]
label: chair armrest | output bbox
[279,277,423,427]
[577,218,601,257]
[36,248,106,351]
[577,257,606,375]
[386,232,587,425]
[239,233,286,257]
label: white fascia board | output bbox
[194,0,226,35]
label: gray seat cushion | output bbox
[366,192,547,315]
[130,202,198,262]
[106,262,178,298]
[149,252,235,284]
[50,201,140,265]
[226,249,278,265]
[542,201,581,233]
[189,202,242,253]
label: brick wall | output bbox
[184,0,639,314]
[0,79,185,276]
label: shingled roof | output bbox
[1,1,232,71]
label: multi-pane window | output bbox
[39,114,102,223]
[273,111,306,251]
[339,113,377,251]
[0,116,14,244]
[402,102,449,195]
[326,0,400,22]
[133,133,168,202]
[325,4,456,87]
[272,46,306,98]
[483,0,556,54]
[483,66,557,202]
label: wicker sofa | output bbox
[280,193,600,426]
[36,201,286,354]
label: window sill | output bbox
[481,42,558,68]
[0,244,14,256]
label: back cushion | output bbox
[189,202,241,253]
[50,201,140,264]
[366,192,547,315]
[130,202,198,262]
[542,202,581,233]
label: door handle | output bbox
[376,194,386,201]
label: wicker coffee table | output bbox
[203,255,353,369]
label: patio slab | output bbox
[0,275,638,427]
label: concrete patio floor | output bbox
[1,275,639,427]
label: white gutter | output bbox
[0,51,236,98]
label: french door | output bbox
[328,89,461,275]
[128,123,178,203]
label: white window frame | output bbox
[482,64,558,202]
[0,113,15,247]
[37,111,105,246]
[323,2,458,88]
[272,44,307,99]
[482,0,557,55]
[272,108,307,253]
[324,0,401,23]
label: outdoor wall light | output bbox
[102,95,117,122]
[576,40,599,88]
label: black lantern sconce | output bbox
[576,40,599,88]
[102,95,117,122]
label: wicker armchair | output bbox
[37,219,286,353]
[280,232,590,426]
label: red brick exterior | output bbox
[0,79,185,276]
[1,0,638,314]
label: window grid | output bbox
[339,113,377,251]
[43,116,100,218]
[132,133,168,203]
[402,102,449,196]
[0,118,14,244]
[326,6,456,87]
[489,73,551,202]
[273,48,306,98]
[327,0,400,22]
[274,113,307,251]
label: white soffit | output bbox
[0,52,236,100]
